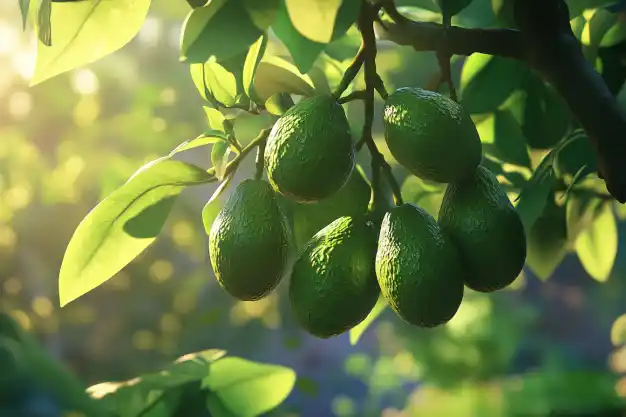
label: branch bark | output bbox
[377,0,626,203]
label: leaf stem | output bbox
[358,1,403,207]
[255,137,267,180]
[208,128,270,180]
[337,90,368,104]
[332,45,366,100]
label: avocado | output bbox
[291,165,371,250]
[290,216,379,338]
[209,179,291,300]
[264,95,355,202]
[376,203,465,328]
[438,165,526,292]
[383,87,482,183]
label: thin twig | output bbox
[255,138,267,180]
[337,90,369,104]
[332,45,367,99]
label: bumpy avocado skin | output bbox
[209,180,291,301]
[264,95,355,202]
[438,165,527,292]
[291,165,371,250]
[376,203,465,328]
[290,216,380,338]
[383,87,482,184]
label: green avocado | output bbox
[383,87,482,183]
[376,203,465,328]
[438,165,527,292]
[209,179,291,301]
[291,165,371,250]
[264,95,355,202]
[290,216,380,338]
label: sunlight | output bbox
[71,69,100,95]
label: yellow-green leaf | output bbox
[284,0,342,44]
[575,202,617,282]
[31,0,151,86]
[59,158,214,306]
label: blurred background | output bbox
[3,1,626,416]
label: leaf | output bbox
[526,193,568,280]
[515,154,557,232]
[203,357,296,417]
[243,33,268,99]
[253,55,317,101]
[575,201,617,282]
[170,130,229,156]
[517,72,572,149]
[59,158,214,306]
[19,0,30,30]
[180,0,273,64]
[264,92,294,115]
[211,141,231,180]
[284,0,342,44]
[273,0,360,73]
[350,296,387,345]
[31,0,150,86]
[190,63,217,104]
[437,0,475,17]
[36,0,52,46]
[476,110,531,167]
[202,177,233,234]
[204,107,227,132]
[555,130,597,178]
[204,60,240,107]
[460,54,528,114]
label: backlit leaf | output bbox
[576,201,617,282]
[243,33,268,99]
[284,0,342,44]
[350,296,387,345]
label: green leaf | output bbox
[265,92,294,115]
[36,0,52,46]
[576,201,617,282]
[476,110,531,167]
[273,0,360,73]
[190,63,217,104]
[19,0,30,30]
[204,60,240,107]
[211,141,231,180]
[170,130,229,155]
[204,107,227,131]
[555,131,597,178]
[243,33,268,99]
[519,72,572,149]
[284,0,343,44]
[437,0,475,17]
[31,0,150,86]
[350,296,387,345]
[253,55,316,101]
[515,154,557,232]
[460,54,528,114]
[58,158,214,306]
[203,357,296,417]
[202,177,233,234]
[180,0,272,64]
[526,193,568,280]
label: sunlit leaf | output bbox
[253,55,317,100]
[476,110,531,167]
[204,60,240,107]
[576,201,617,282]
[284,0,342,44]
[211,141,231,180]
[204,107,227,132]
[265,92,294,116]
[59,158,214,306]
[180,0,274,63]
[170,130,229,155]
[202,177,233,234]
[31,0,151,85]
[203,357,296,417]
[243,33,268,99]
[515,153,556,232]
[350,296,387,345]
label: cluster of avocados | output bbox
[208,87,527,339]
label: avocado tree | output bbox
[10,0,626,413]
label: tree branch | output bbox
[376,0,626,203]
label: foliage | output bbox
[9,0,626,415]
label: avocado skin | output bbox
[264,95,355,202]
[383,87,482,184]
[290,216,379,338]
[438,165,527,292]
[209,180,291,301]
[376,203,464,328]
